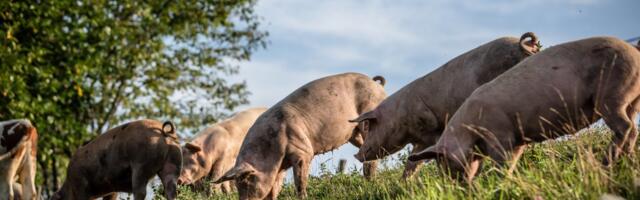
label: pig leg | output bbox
[626,103,639,152]
[505,144,526,176]
[600,102,637,165]
[402,144,427,179]
[291,154,311,199]
[209,161,228,194]
[1,146,26,200]
[158,162,180,200]
[220,181,233,194]
[362,161,378,179]
[265,170,287,200]
[12,183,22,200]
[19,146,37,200]
[624,97,640,154]
[210,183,221,194]
[131,168,151,200]
[348,133,378,179]
[464,158,483,183]
[0,173,14,200]
[229,180,237,192]
[286,123,313,198]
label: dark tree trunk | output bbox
[37,158,50,198]
[51,152,59,191]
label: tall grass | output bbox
[166,126,640,199]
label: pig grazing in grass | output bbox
[53,120,182,200]
[409,37,640,182]
[216,73,386,199]
[351,32,541,179]
[178,107,267,194]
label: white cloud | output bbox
[258,0,422,47]
[457,0,603,14]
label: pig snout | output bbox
[177,177,190,185]
[354,153,365,162]
[354,147,371,162]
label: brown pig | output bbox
[53,120,182,200]
[215,73,386,199]
[350,32,541,179]
[178,107,267,193]
[409,37,640,182]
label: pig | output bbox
[215,73,387,199]
[409,36,640,182]
[52,120,182,200]
[178,107,267,194]
[350,32,541,179]
[0,119,38,200]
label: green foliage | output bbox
[0,0,266,196]
[184,127,640,199]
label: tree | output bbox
[0,0,267,196]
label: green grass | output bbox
[166,126,640,199]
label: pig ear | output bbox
[215,164,255,183]
[519,32,541,56]
[185,143,202,152]
[349,111,377,123]
[358,120,370,133]
[408,145,445,161]
[349,111,378,133]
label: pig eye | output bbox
[197,156,206,166]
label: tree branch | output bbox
[95,76,128,133]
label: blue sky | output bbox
[231,0,639,176]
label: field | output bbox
[163,126,640,199]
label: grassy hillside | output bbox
[165,126,640,199]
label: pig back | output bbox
[77,119,179,166]
[217,107,268,140]
[247,73,385,154]
[381,36,528,129]
[459,37,640,141]
[208,108,268,170]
